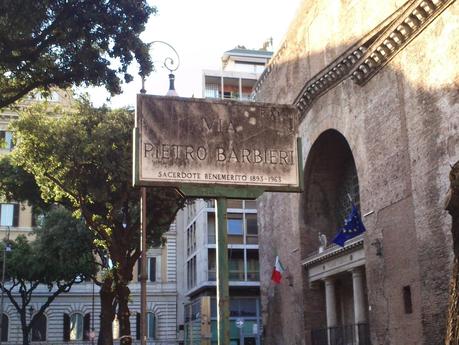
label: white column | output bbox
[352,267,367,324]
[324,277,338,328]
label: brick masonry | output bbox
[254,1,459,344]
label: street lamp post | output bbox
[138,41,180,345]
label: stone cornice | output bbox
[301,234,364,268]
[252,0,455,119]
[350,0,456,86]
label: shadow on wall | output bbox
[254,5,459,344]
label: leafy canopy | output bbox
[10,99,184,259]
[0,207,95,345]
[0,0,155,108]
[5,207,95,285]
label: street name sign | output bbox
[133,94,302,194]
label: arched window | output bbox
[70,313,83,340]
[136,312,156,340]
[64,313,90,341]
[31,314,47,341]
[1,313,8,341]
[147,312,156,339]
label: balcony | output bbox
[207,270,259,282]
[311,323,371,345]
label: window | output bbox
[244,200,256,209]
[228,249,244,281]
[227,213,243,235]
[207,213,216,244]
[403,285,413,314]
[148,257,156,282]
[63,313,90,341]
[147,312,156,339]
[187,256,197,289]
[229,298,258,317]
[227,199,243,209]
[70,313,83,340]
[136,312,156,340]
[31,314,47,341]
[0,204,19,227]
[137,257,157,282]
[246,250,260,281]
[187,222,196,255]
[208,249,216,281]
[246,213,258,244]
[1,313,8,341]
[0,131,13,150]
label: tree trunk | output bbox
[445,161,459,345]
[117,282,132,345]
[98,277,116,345]
[446,257,459,344]
[20,311,29,345]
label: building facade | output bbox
[176,199,262,345]
[174,47,273,345]
[202,48,272,101]
[252,1,458,345]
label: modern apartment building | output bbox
[202,48,272,101]
[176,199,262,345]
[175,47,272,345]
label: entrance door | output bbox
[243,337,256,345]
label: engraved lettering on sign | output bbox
[135,95,300,189]
[202,117,237,133]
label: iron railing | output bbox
[311,323,371,345]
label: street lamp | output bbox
[138,40,180,345]
[140,40,181,95]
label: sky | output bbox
[88,0,302,108]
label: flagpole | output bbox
[215,197,230,345]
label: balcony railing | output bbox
[207,270,259,282]
[311,323,371,345]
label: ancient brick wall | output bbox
[255,1,459,344]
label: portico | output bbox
[302,235,370,345]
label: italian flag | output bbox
[271,256,285,284]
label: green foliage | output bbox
[0,207,95,344]
[10,97,185,342]
[0,0,156,108]
[4,207,95,284]
[0,155,50,212]
[10,99,185,253]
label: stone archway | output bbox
[301,129,362,343]
[445,161,459,344]
[302,129,360,249]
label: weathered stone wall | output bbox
[255,1,459,344]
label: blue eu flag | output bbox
[332,204,366,247]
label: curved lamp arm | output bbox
[140,41,180,94]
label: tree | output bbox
[0,0,155,108]
[10,99,185,344]
[445,161,459,344]
[0,207,95,345]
